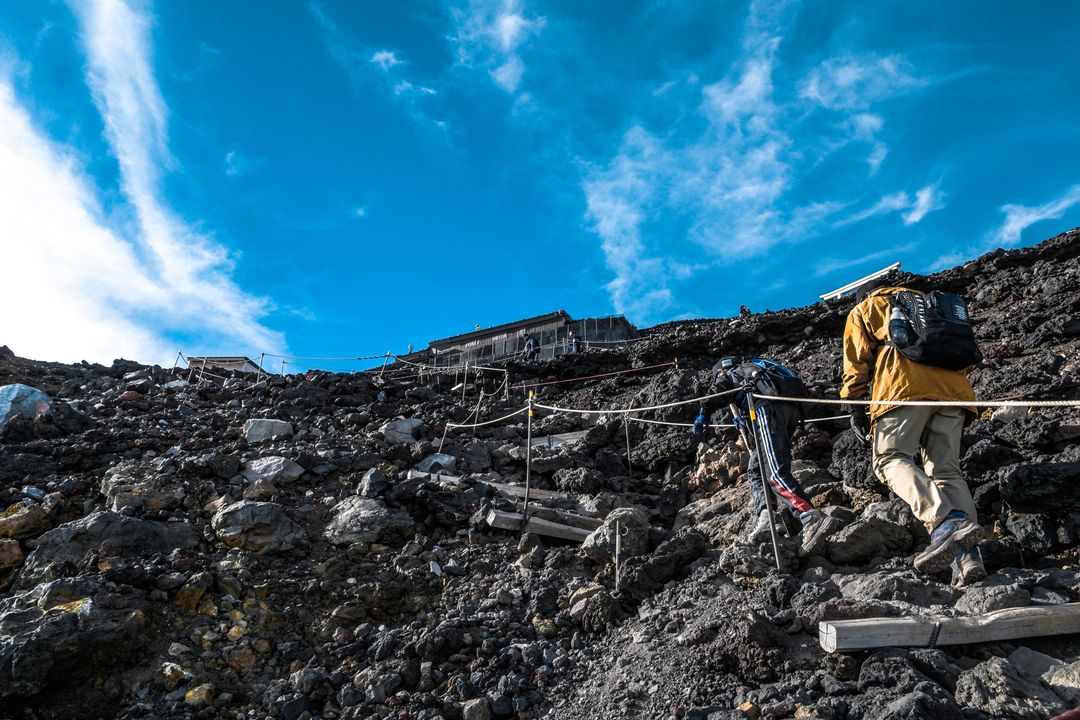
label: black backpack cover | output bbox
[889,290,983,371]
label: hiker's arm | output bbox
[840,306,874,400]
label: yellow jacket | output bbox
[840,287,975,420]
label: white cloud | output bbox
[0,0,283,365]
[450,0,544,94]
[800,53,923,111]
[991,184,1080,247]
[370,50,402,70]
[312,4,444,130]
[903,184,945,225]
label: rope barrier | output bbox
[750,394,1080,408]
[533,387,743,416]
[262,353,388,362]
[510,360,677,390]
[445,406,529,430]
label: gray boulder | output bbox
[415,453,457,474]
[836,572,961,607]
[0,577,156,713]
[242,419,294,444]
[241,456,304,485]
[324,497,414,546]
[0,383,51,428]
[954,583,1031,615]
[19,511,200,588]
[827,516,913,566]
[357,468,389,498]
[1043,659,1080,704]
[379,418,425,444]
[955,657,1066,719]
[211,501,306,553]
[100,460,185,514]
[581,507,650,565]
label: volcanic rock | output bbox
[210,501,306,553]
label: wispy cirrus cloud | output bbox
[932,184,1080,270]
[835,183,946,228]
[0,0,283,364]
[802,53,925,174]
[311,4,445,128]
[449,0,544,94]
[581,4,946,323]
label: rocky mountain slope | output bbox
[0,228,1078,720]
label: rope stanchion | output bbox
[523,392,535,534]
[624,408,633,477]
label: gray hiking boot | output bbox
[748,510,772,543]
[951,546,987,587]
[914,511,984,575]
[798,509,842,557]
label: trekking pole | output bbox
[730,401,783,571]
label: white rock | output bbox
[242,419,294,444]
[415,453,457,474]
[379,418,425,444]
[242,456,304,484]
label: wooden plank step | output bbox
[406,470,462,482]
[529,430,589,448]
[819,603,1080,653]
[482,480,573,502]
[511,502,603,530]
[485,509,593,543]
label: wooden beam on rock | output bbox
[482,480,573,502]
[485,509,593,543]
[819,603,1080,653]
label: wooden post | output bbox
[522,392,534,533]
[172,351,182,371]
[256,352,265,383]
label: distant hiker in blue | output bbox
[693,356,839,556]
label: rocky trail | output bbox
[1,229,1079,720]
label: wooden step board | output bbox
[482,480,574,502]
[485,509,594,543]
[529,430,589,448]
[819,603,1080,653]
[512,502,603,530]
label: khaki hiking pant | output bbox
[872,405,977,534]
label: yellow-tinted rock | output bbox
[158,662,188,690]
[225,646,257,672]
[184,683,215,707]
[0,503,48,539]
[738,702,761,720]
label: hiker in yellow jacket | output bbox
[841,281,985,585]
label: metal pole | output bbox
[733,400,783,571]
[522,392,534,533]
[462,362,469,404]
[256,352,265,383]
[379,351,391,377]
[624,410,633,477]
[172,351,182,371]
[471,390,484,436]
[615,519,622,591]
[439,423,450,452]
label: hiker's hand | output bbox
[848,404,870,445]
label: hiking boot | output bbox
[914,511,984,575]
[798,509,842,557]
[748,510,772,543]
[951,546,987,587]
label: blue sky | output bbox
[1,1,1079,370]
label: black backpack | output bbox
[887,290,983,371]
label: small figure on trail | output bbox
[521,333,540,362]
[567,330,580,354]
[739,305,751,317]
[696,356,840,556]
[841,280,985,585]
